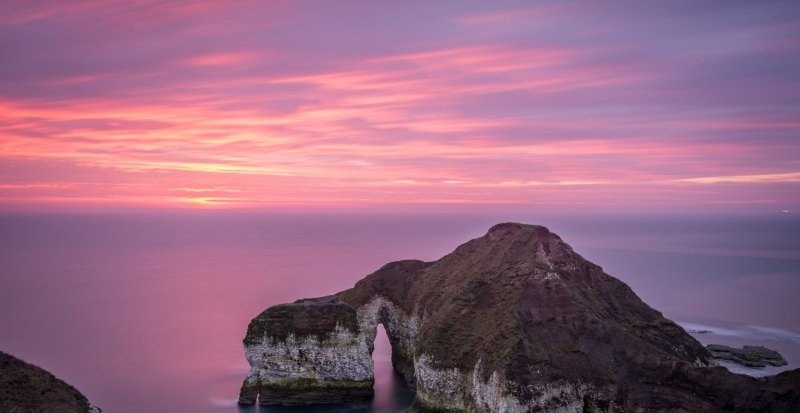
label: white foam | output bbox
[209,397,239,408]
[677,322,745,337]
[744,325,800,344]
[678,321,800,343]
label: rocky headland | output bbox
[0,351,101,413]
[239,223,800,412]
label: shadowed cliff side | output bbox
[0,351,101,413]
[239,223,800,412]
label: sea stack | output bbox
[239,223,800,412]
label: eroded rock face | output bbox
[0,351,101,413]
[239,297,373,405]
[239,223,800,412]
[239,294,420,405]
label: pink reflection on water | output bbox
[371,324,414,413]
[0,214,444,413]
[0,213,798,412]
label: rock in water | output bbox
[707,344,789,368]
[239,223,800,412]
[0,351,101,413]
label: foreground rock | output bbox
[0,351,101,413]
[708,344,789,368]
[239,223,800,412]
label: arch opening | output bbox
[371,323,414,412]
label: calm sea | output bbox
[1,212,798,412]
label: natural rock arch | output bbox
[357,296,419,388]
[238,294,419,406]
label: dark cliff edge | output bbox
[0,351,101,413]
[239,223,800,412]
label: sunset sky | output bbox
[1,1,799,212]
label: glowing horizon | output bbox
[1,2,799,212]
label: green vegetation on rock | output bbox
[244,298,359,345]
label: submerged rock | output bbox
[239,223,800,412]
[0,351,101,413]
[707,344,788,368]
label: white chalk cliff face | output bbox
[239,224,800,412]
[243,324,373,385]
[239,296,421,406]
[240,294,542,411]
[239,297,602,412]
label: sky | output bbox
[1,1,799,213]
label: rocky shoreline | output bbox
[707,344,788,368]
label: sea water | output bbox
[0,212,798,413]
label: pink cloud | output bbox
[0,1,798,211]
[178,51,265,67]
